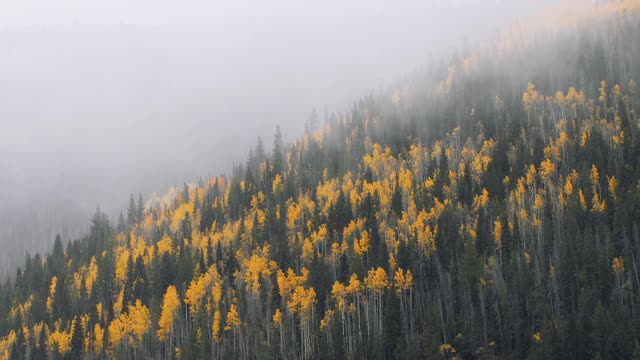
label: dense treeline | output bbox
[3,4,640,360]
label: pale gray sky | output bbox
[1,0,541,27]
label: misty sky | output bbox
[0,0,553,271]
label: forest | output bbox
[2,2,640,359]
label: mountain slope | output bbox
[2,3,640,360]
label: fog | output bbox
[0,0,552,273]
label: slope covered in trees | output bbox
[2,3,640,360]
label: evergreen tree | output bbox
[127,194,137,227]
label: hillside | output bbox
[2,3,640,360]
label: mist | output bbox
[0,0,552,273]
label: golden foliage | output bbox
[108,316,126,351]
[394,268,414,295]
[608,176,618,200]
[473,188,490,210]
[157,286,181,341]
[46,276,57,315]
[127,300,151,346]
[331,281,348,311]
[522,82,542,113]
[113,288,125,318]
[365,267,389,295]
[533,331,542,344]
[115,250,130,285]
[592,192,607,213]
[613,257,625,274]
[272,174,284,195]
[494,217,504,251]
[599,80,608,103]
[94,324,104,353]
[85,257,99,298]
[302,238,315,262]
[288,286,317,321]
[157,235,174,256]
[347,273,364,296]
[579,189,588,210]
[50,325,72,354]
[580,131,589,147]
[213,310,222,342]
[539,159,555,181]
[439,343,456,355]
[277,267,309,302]
[171,202,195,234]
[240,245,278,296]
[225,304,242,331]
[0,331,16,360]
[565,170,579,195]
[533,193,545,211]
[320,309,335,331]
[186,266,221,316]
[590,164,600,190]
[354,230,371,256]
[272,309,283,328]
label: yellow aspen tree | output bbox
[565,173,575,196]
[354,230,370,256]
[272,174,284,196]
[46,276,57,316]
[613,256,625,306]
[0,330,17,360]
[579,189,588,210]
[526,165,537,186]
[539,159,555,181]
[212,310,222,342]
[533,331,542,343]
[157,286,181,342]
[302,238,315,263]
[212,281,223,309]
[395,268,414,342]
[115,250,130,285]
[127,300,151,347]
[50,325,72,355]
[96,303,104,324]
[533,193,545,211]
[580,131,589,148]
[331,279,355,353]
[85,257,99,298]
[186,266,220,317]
[613,257,625,273]
[156,235,174,256]
[590,164,601,192]
[94,324,104,353]
[108,316,126,353]
[592,192,607,213]
[600,80,608,104]
[319,309,335,352]
[288,286,317,359]
[365,267,389,337]
[440,343,456,357]
[473,188,490,211]
[389,253,398,271]
[494,217,504,251]
[81,315,91,354]
[225,303,244,357]
[185,278,207,318]
[273,308,285,357]
[240,247,278,297]
[608,176,618,200]
[113,288,125,318]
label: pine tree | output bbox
[127,194,137,227]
